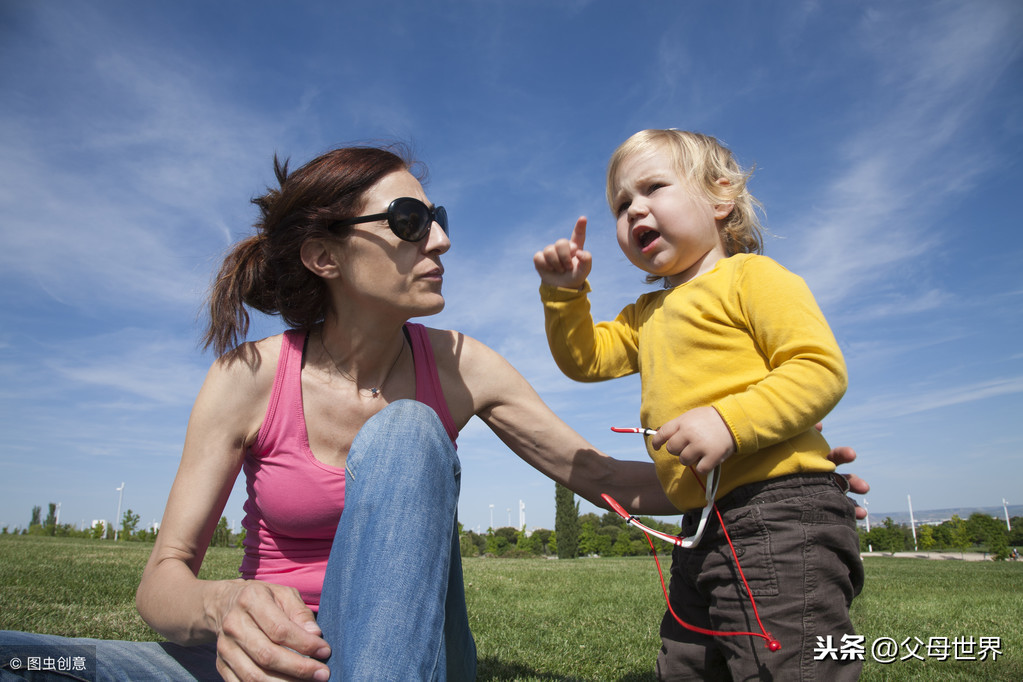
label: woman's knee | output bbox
[348,400,459,481]
[372,400,447,440]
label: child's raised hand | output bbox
[650,407,737,474]
[533,217,592,290]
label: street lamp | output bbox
[114,483,125,541]
[907,494,917,552]
[864,499,872,552]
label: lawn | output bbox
[1,536,1020,680]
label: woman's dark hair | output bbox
[202,145,415,356]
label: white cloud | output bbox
[787,1,1023,307]
[839,375,1023,424]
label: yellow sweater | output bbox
[540,253,848,510]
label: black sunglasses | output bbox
[331,197,448,243]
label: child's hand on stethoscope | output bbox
[650,406,737,474]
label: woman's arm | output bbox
[435,330,869,519]
[434,329,678,516]
[136,338,331,681]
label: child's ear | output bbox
[713,177,735,220]
[300,238,342,280]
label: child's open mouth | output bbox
[636,228,660,251]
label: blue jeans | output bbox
[1,400,476,681]
[318,400,476,681]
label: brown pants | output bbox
[656,474,864,681]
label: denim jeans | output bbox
[1,400,476,681]
[318,400,476,681]
[656,473,864,682]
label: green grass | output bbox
[1,536,1021,680]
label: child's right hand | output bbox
[533,217,592,290]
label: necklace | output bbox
[320,331,405,398]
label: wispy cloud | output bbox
[0,7,286,315]
[790,1,1023,309]
[840,375,1023,424]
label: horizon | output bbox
[2,1,1022,535]
[10,492,1022,537]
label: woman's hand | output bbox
[138,342,331,680]
[816,423,870,519]
[827,444,870,520]
[214,580,331,682]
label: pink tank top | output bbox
[238,323,458,610]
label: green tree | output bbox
[966,513,1002,544]
[946,515,971,558]
[857,526,871,552]
[515,528,538,555]
[120,509,140,541]
[460,530,483,558]
[485,532,510,556]
[91,521,105,540]
[530,529,552,555]
[967,513,1009,559]
[601,511,627,530]
[870,518,907,553]
[918,524,936,551]
[578,520,599,556]
[554,483,579,559]
[932,521,953,549]
[210,516,231,548]
[610,530,634,557]
[1008,517,1023,547]
[53,523,79,538]
[44,503,57,536]
[30,506,41,528]
[493,527,518,545]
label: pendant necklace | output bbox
[320,331,405,398]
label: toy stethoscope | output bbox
[603,426,781,652]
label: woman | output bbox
[141,145,684,682]
[1,145,866,681]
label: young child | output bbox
[534,129,863,680]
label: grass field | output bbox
[1,535,1021,680]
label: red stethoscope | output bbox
[603,426,781,652]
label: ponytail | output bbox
[202,234,271,356]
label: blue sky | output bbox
[1,1,1021,535]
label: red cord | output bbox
[641,469,781,652]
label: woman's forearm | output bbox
[136,556,242,645]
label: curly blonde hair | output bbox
[606,130,764,285]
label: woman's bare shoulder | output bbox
[213,333,285,376]
[194,332,291,446]
[200,333,291,410]
[420,326,500,368]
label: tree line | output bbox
[460,486,1023,562]
[459,484,679,559]
[860,513,1021,559]
[3,503,242,549]
[13,499,1018,562]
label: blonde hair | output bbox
[606,130,764,284]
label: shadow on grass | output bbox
[477,656,657,681]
